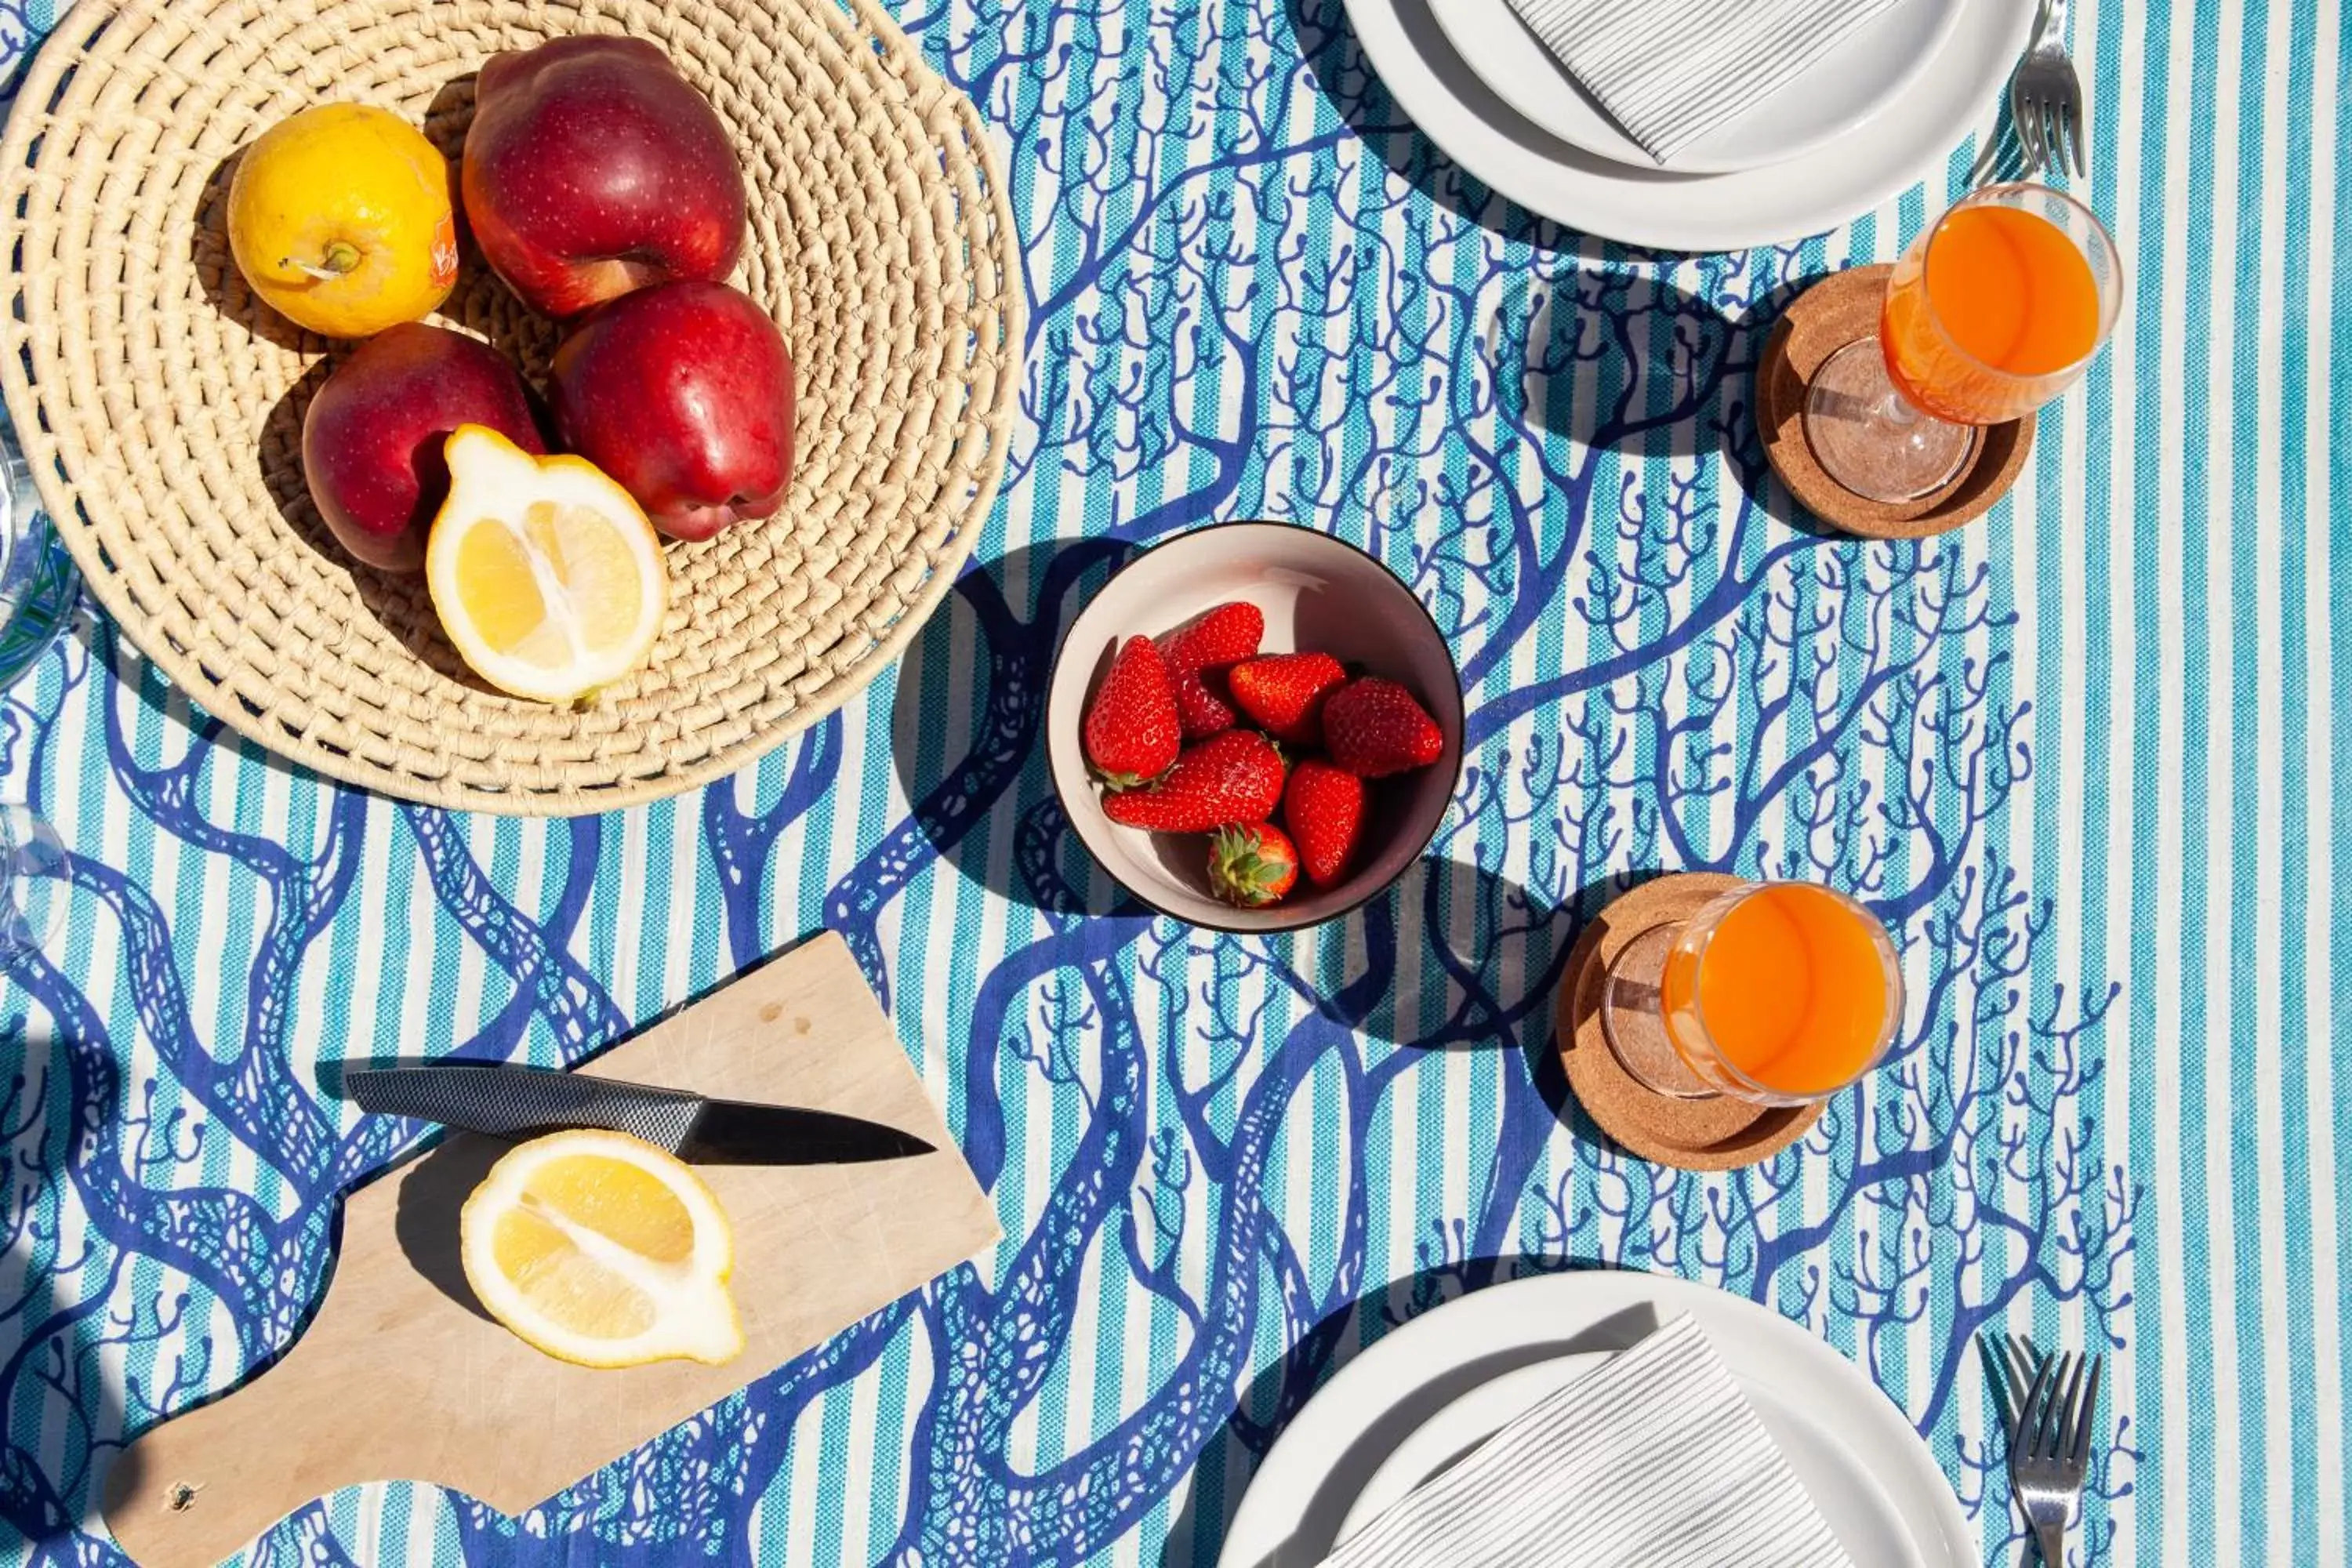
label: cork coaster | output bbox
[1555,873,1824,1171]
[1759,265,2033,539]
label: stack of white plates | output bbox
[1344,0,2036,251]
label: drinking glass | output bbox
[1804,183,2123,503]
[0,423,78,689]
[0,804,64,960]
[1602,880,1902,1106]
[0,424,75,960]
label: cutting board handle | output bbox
[101,1135,511,1566]
[103,1330,393,1567]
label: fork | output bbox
[2012,0,2087,178]
[2000,1337,2103,1566]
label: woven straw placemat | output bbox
[0,0,1021,814]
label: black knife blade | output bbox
[344,1065,935,1165]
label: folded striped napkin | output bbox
[1502,0,1900,165]
[1321,1314,1853,1568]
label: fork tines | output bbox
[2005,1337,2104,1473]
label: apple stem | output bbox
[287,241,362,282]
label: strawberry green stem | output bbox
[1208,826,1290,907]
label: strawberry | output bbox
[1281,758,1367,887]
[1163,601,1264,739]
[1170,668,1236,739]
[1323,677,1444,778]
[1101,730,1283,833]
[1164,600,1265,670]
[1207,823,1300,908]
[1083,635,1180,789]
[1228,652,1348,746]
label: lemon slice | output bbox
[426,425,669,702]
[459,1128,743,1368]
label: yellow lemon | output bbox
[460,1129,743,1368]
[426,425,670,703]
[227,103,458,338]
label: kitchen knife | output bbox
[345,1064,935,1164]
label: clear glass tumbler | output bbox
[0,423,75,961]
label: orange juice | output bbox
[1661,884,1892,1097]
[1882,204,2103,424]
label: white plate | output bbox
[1432,0,1966,175]
[1335,1356,1922,1561]
[1217,1270,1975,1568]
[1344,0,2034,251]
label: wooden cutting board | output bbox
[100,932,1000,1568]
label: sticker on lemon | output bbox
[227,103,459,338]
[461,1129,744,1368]
[427,426,670,703]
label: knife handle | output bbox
[350,1067,704,1147]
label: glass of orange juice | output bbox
[1804,183,2123,503]
[1601,880,1903,1105]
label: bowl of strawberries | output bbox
[1046,521,1464,931]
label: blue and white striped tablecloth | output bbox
[0,0,2341,1563]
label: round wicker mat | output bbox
[0,0,1021,813]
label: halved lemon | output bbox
[426,425,670,702]
[459,1128,744,1368]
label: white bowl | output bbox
[1046,521,1465,932]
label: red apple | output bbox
[462,37,746,319]
[300,324,543,572]
[550,281,795,542]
